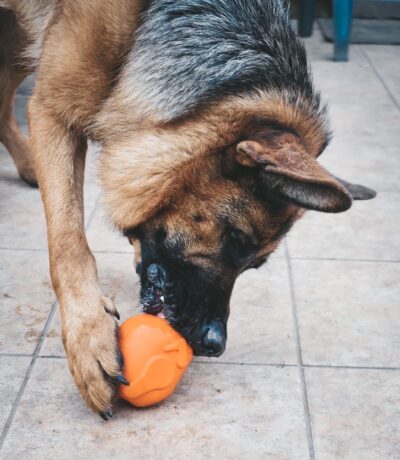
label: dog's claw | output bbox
[99,409,113,421]
[104,305,120,320]
[115,374,129,386]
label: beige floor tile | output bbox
[303,35,388,110]
[362,45,400,107]
[306,367,400,459]
[287,192,400,261]
[0,145,100,251]
[303,34,400,195]
[292,259,400,367]
[318,100,400,193]
[1,358,309,459]
[308,55,400,194]
[311,54,385,108]
[197,255,297,365]
[318,111,400,194]
[0,356,31,434]
[0,250,54,354]
[1,94,101,250]
[0,148,48,250]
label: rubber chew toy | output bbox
[119,314,193,407]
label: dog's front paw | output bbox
[62,297,128,419]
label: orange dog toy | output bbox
[119,314,193,407]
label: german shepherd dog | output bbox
[0,0,375,419]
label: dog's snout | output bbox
[146,263,167,288]
[201,320,226,357]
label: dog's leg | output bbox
[30,98,123,418]
[0,9,37,186]
[0,73,37,186]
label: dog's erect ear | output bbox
[235,136,355,213]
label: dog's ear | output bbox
[234,133,375,212]
[332,176,377,201]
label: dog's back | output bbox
[2,0,319,129]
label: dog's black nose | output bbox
[201,320,226,357]
[146,263,167,288]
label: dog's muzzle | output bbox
[142,263,227,357]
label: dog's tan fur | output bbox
[0,0,372,416]
[100,91,329,230]
[0,0,151,414]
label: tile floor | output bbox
[0,28,399,460]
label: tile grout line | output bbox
[0,191,102,451]
[0,297,58,450]
[302,363,400,372]
[289,257,400,264]
[359,45,400,112]
[284,240,316,460]
[190,362,400,371]
[3,353,400,372]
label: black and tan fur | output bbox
[0,0,375,418]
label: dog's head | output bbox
[120,122,376,356]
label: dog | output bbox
[0,0,376,419]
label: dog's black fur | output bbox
[123,0,327,124]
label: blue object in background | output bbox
[298,0,354,61]
[333,0,354,60]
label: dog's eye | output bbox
[228,229,251,249]
[229,230,244,245]
[223,228,257,270]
